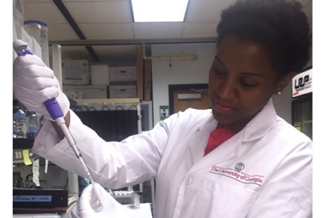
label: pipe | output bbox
[49,38,216,46]
[142,43,197,61]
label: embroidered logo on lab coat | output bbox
[209,163,264,186]
[234,162,245,172]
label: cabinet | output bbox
[13,138,69,190]
[13,138,74,216]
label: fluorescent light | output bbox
[131,0,189,22]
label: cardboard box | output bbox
[109,85,137,98]
[90,64,110,85]
[109,66,137,81]
[63,85,107,99]
[62,59,90,85]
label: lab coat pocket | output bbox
[186,176,259,218]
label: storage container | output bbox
[63,85,107,99]
[109,66,137,81]
[90,64,110,85]
[62,59,90,85]
[109,85,137,98]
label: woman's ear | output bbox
[275,71,297,94]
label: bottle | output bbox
[13,109,27,138]
[13,100,27,139]
[27,112,39,139]
[13,120,18,138]
[24,20,49,66]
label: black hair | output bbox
[216,0,311,76]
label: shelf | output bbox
[13,138,34,150]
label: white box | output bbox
[109,85,137,98]
[63,85,107,100]
[90,64,110,85]
[109,66,137,81]
[62,59,90,85]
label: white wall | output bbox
[272,80,292,124]
[151,43,293,125]
[151,43,216,124]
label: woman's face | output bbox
[209,35,292,131]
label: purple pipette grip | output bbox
[17,49,33,56]
[44,98,64,120]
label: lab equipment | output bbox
[13,101,27,138]
[79,183,133,218]
[13,188,69,208]
[24,20,49,66]
[114,190,141,209]
[13,39,95,185]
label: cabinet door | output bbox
[169,84,210,114]
[292,93,312,140]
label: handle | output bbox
[13,39,64,120]
[43,98,64,120]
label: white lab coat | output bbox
[32,99,312,218]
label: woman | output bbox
[13,0,312,217]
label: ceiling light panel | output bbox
[131,0,189,22]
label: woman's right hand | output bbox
[13,39,70,121]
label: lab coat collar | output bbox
[188,98,277,172]
[188,113,218,164]
[241,98,277,142]
[192,98,277,143]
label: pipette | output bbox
[13,39,95,184]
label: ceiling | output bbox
[22,0,313,63]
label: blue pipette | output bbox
[13,39,95,184]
